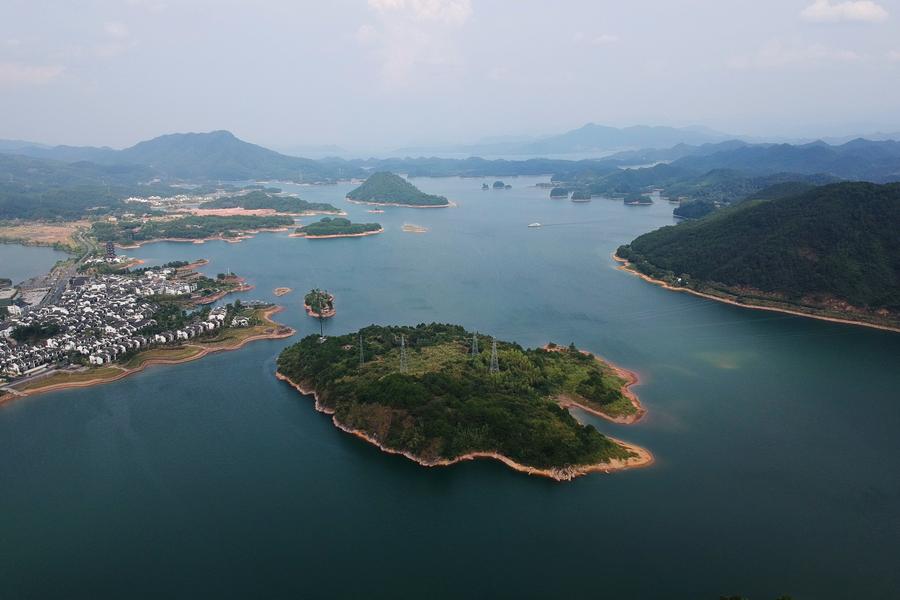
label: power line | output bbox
[489,338,499,373]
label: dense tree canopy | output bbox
[617,182,900,315]
[347,172,449,206]
[277,323,639,469]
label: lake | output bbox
[0,243,69,286]
[1,176,898,599]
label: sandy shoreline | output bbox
[542,344,645,424]
[290,227,384,240]
[274,371,653,481]
[613,254,900,334]
[1,307,294,404]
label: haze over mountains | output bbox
[2,126,900,191]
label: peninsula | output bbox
[615,182,900,332]
[292,217,382,239]
[347,172,450,207]
[275,324,650,481]
[92,214,295,246]
[199,190,342,215]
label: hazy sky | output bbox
[2,0,899,151]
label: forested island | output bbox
[293,217,382,238]
[549,187,569,198]
[616,182,900,331]
[275,324,649,480]
[347,172,450,207]
[201,190,341,214]
[91,214,294,245]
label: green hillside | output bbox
[203,191,339,214]
[276,324,640,473]
[347,172,449,206]
[617,182,900,324]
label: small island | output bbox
[275,324,650,481]
[273,287,292,297]
[492,180,511,190]
[571,190,592,202]
[402,223,428,234]
[292,217,383,239]
[624,192,653,205]
[304,288,335,319]
[347,172,450,208]
[550,187,569,199]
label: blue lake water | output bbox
[1,177,899,599]
[0,243,69,285]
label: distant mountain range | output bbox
[0,131,360,182]
[2,129,900,189]
[395,123,737,156]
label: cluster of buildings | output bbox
[0,268,248,381]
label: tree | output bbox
[305,288,332,337]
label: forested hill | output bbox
[347,172,449,206]
[2,131,362,183]
[616,182,900,323]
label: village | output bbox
[0,263,254,384]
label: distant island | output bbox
[550,187,569,198]
[492,180,511,189]
[347,172,450,207]
[293,217,383,239]
[275,324,650,481]
[571,190,591,202]
[200,191,341,215]
[624,192,652,205]
[616,182,900,332]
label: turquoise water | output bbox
[1,177,898,599]
[0,243,69,285]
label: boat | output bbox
[367,209,385,214]
[528,222,542,228]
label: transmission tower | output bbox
[489,338,499,373]
[470,331,479,358]
[359,333,364,367]
[400,334,408,374]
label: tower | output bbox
[490,338,499,373]
[400,334,408,374]
[105,241,116,260]
[359,333,364,367]
[471,331,479,358]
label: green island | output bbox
[616,182,900,331]
[275,324,649,481]
[624,192,652,205]
[201,190,341,214]
[293,217,382,238]
[347,172,450,207]
[571,190,592,201]
[549,187,569,198]
[91,214,295,244]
